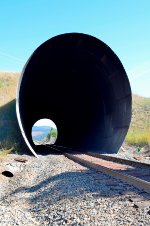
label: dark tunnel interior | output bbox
[16,33,132,156]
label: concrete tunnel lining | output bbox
[16,33,132,156]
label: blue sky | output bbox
[0,1,150,97]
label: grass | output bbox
[0,72,20,106]
[0,72,27,155]
[126,130,150,147]
[125,95,150,147]
[0,146,14,160]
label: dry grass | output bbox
[0,147,14,160]
[126,130,150,147]
[125,95,150,147]
[0,72,20,106]
[130,95,150,131]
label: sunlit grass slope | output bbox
[126,95,150,147]
[0,72,26,154]
[0,72,19,106]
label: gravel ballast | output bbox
[0,153,150,225]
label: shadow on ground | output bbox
[10,163,149,218]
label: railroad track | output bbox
[48,145,150,194]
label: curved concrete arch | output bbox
[16,33,132,156]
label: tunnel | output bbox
[16,33,132,157]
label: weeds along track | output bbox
[48,145,150,194]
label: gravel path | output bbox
[0,153,150,225]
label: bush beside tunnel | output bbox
[16,33,132,156]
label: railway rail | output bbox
[48,145,150,194]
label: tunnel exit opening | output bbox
[31,118,58,146]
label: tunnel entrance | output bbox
[16,33,132,157]
[31,118,58,146]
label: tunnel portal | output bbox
[16,33,132,157]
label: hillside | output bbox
[0,72,20,106]
[0,72,26,153]
[32,126,52,142]
[0,72,149,153]
[126,95,150,146]
[131,95,150,132]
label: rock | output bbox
[140,145,150,157]
[14,157,28,163]
[133,156,142,161]
[133,201,150,209]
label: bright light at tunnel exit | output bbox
[32,118,58,146]
[34,118,57,128]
